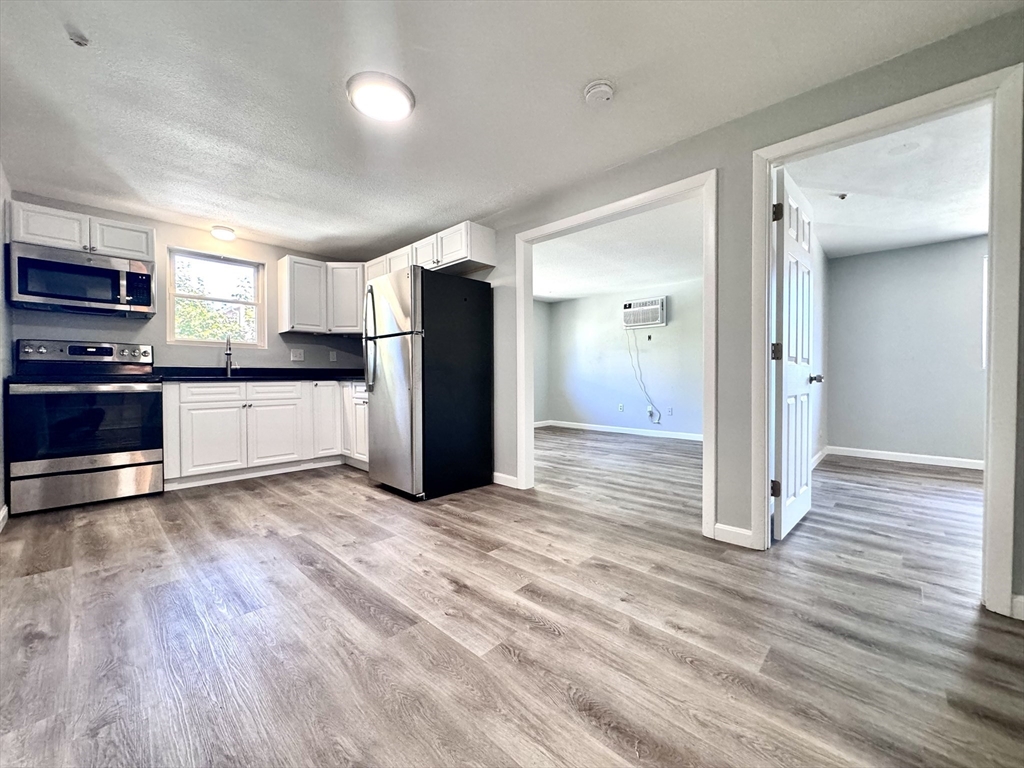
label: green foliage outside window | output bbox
[172,255,260,344]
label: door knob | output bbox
[809,374,824,384]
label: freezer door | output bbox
[366,266,421,338]
[367,331,423,496]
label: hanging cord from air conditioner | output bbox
[625,329,661,424]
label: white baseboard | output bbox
[344,456,369,472]
[825,446,983,471]
[492,472,519,488]
[0,505,8,535]
[535,420,702,442]
[811,448,828,469]
[713,523,758,549]
[1011,595,1024,621]
[165,456,346,491]
[534,420,555,428]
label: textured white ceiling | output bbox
[533,198,702,302]
[786,104,992,258]
[0,0,1018,258]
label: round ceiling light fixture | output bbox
[211,226,236,241]
[346,71,415,122]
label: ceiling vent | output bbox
[623,297,666,329]
[584,80,614,106]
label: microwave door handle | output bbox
[119,271,129,305]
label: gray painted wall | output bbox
[811,234,829,459]
[479,13,1022,536]
[540,281,703,435]
[533,300,551,423]
[827,237,987,460]
[9,193,363,371]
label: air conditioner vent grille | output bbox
[623,296,666,328]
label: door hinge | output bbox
[770,479,781,498]
[772,203,784,222]
[770,342,782,360]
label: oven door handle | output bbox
[9,383,163,394]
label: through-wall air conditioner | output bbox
[623,296,666,329]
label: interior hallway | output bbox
[0,427,1020,767]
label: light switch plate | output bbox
[290,349,304,362]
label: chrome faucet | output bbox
[224,336,239,377]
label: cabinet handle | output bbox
[82,245,89,251]
[90,246,97,252]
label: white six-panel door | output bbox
[773,170,815,540]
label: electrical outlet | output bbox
[290,349,304,362]
[618,403,624,412]
[329,351,338,362]
[668,407,673,416]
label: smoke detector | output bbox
[584,80,614,107]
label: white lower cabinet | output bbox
[312,381,343,457]
[247,400,308,467]
[353,398,369,462]
[167,380,358,482]
[180,402,248,476]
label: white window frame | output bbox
[167,248,267,348]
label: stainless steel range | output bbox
[5,340,163,514]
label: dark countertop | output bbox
[154,366,365,382]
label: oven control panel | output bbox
[17,340,153,363]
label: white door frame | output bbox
[514,170,718,536]
[750,65,1023,616]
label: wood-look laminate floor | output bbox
[1,426,1022,767]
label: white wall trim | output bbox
[165,455,346,491]
[811,449,828,469]
[713,523,755,549]
[534,420,555,428]
[536,420,702,442]
[492,472,519,488]
[516,170,718,540]
[0,505,8,534]
[750,65,1022,615]
[1011,595,1024,621]
[824,446,984,471]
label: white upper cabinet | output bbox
[89,216,155,261]
[412,234,439,267]
[279,256,367,335]
[435,221,496,273]
[278,255,327,333]
[327,262,365,334]
[365,255,388,282]
[12,201,90,252]
[11,201,155,260]
[386,245,413,273]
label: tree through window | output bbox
[170,251,263,345]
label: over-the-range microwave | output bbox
[8,241,155,317]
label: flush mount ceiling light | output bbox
[211,226,236,241]
[346,71,415,122]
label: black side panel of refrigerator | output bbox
[419,269,493,499]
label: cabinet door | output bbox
[89,217,155,261]
[279,256,327,332]
[437,222,468,266]
[312,381,343,457]
[386,246,412,273]
[365,256,388,282]
[412,235,438,267]
[327,263,365,334]
[353,399,369,461]
[180,403,247,476]
[247,401,305,467]
[11,201,90,251]
[341,383,355,456]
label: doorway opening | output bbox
[753,66,1022,616]
[514,171,718,535]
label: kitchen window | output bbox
[169,249,265,347]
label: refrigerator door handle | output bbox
[364,284,377,391]
[367,339,377,391]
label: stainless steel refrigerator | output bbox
[362,265,493,499]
